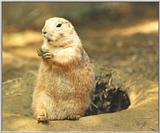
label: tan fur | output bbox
[32,17,95,121]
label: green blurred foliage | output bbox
[2,2,158,32]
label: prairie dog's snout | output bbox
[42,30,53,42]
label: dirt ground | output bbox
[2,3,159,131]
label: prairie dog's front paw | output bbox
[42,52,54,61]
[37,48,49,57]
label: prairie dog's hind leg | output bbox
[32,91,50,123]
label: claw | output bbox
[37,116,48,124]
[42,53,54,60]
[36,109,48,124]
[37,49,43,56]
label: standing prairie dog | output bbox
[32,17,95,122]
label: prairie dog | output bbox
[32,17,95,122]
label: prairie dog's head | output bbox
[41,17,81,50]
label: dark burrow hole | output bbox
[85,72,131,116]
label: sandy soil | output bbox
[2,20,158,131]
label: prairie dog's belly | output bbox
[42,61,93,97]
[45,70,71,95]
[41,67,91,119]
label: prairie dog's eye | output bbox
[56,24,62,27]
